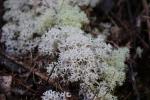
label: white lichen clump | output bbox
[41,90,66,100]
[1,0,88,55]
[1,0,129,100]
[44,27,129,100]
[38,26,85,56]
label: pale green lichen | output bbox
[36,9,57,33]
[56,4,89,28]
[36,1,89,33]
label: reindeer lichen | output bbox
[2,0,129,100]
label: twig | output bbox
[142,15,150,19]
[107,40,119,48]
[0,51,63,91]
[25,63,36,82]
[128,62,140,100]
[13,77,36,93]
[123,91,132,100]
[110,12,150,49]
[126,0,134,24]
[47,64,56,82]
[109,12,141,100]
[142,0,150,42]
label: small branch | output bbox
[110,12,150,49]
[126,0,134,24]
[13,77,36,93]
[0,51,63,91]
[142,0,150,42]
[142,15,150,20]
[128,62,140,100]
[47,64,56,82]
[109,12,141,100]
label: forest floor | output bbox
[0,0,150,100]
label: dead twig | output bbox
[47,64,56,82]
[142,0,150,42]
[0,51,63,91]
[13,77,36,93]
[128,61,140,100]
[110,12,150,49]
[110,10,141,100]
